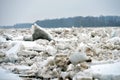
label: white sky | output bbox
[0,0,120,26]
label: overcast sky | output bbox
[0,0,120,26]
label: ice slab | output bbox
[0,67,21,80]
[88,62,120,80]
[91,62,120,75]
[3,65,31,71]
[6,42,23,62]
[0,36,6,42]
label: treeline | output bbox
[0,23,33,28]
[0,16,120,28]
[36,16,120,28]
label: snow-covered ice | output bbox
[0,26,120,80]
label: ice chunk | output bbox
[73,72,92,80]
[88,62,120,80]
[107,37,120,45]
[0,36,6,42]
[69,52,88,64]
[31,23,53,41]
[0,67,21,80]
[23,35,33,41]
[3,34,13,40]
[6,42,24,62]
[12,36,23,41]
[46,46,57,56]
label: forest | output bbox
[1,16,120,28]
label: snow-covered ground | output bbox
[0,26,120,80]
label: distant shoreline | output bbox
[0,16,120,28]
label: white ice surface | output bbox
[0,67,21,80]
[6,42,23,62]
[12,36,23,41]
[87,62,120,80]
[0,36,6,42]
[8,41,38,49]
[3,65,31,71]
[69,52,88,64]
[91,62,120,75]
